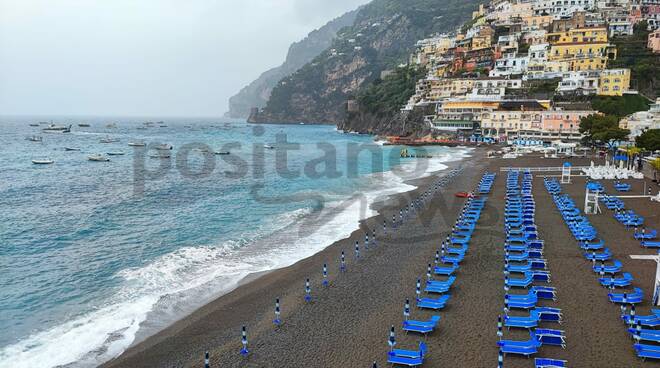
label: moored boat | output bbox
[100,137,119,143]
[106,151,125,156]
[32,159,54,165]
[64,147,80,151]
[88,154,110,162]
[26,136,43,142]
[42,124,71,133]
[128,141,146,147]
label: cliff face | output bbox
[249,0,482,125]
[225,10,358,118]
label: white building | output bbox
[619,98,660,137]
[489,53,530,77]
[556,70,600,95]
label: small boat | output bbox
[42,124,71,133]
[128,142,146,147]
[154,144,173,150]
[32,159,54,165]
[214,151,230,155]
[64,147,80,151]
[100,137,119,143]
[159,125,168,128]
[78,123,90,127]
[88,154,110,162]
[26,136,43,142]
[264,144,275,149]
[106,123,117,128]
[149,153,171,159]
[29,123,39,127]
[136,127,147,130]
[107,151,125,156]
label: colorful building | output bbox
[597,68,631,96]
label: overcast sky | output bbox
[0,0,369,117]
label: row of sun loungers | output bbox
[387,172,496,366]
[499,170,566,366]
[544,177,659,361]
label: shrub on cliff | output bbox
[357,65,427,116]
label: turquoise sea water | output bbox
[0,117,471,367]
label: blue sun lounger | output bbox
[579,239,604,250]
[584,248,612,261]
[441,254,464,264]
[535,358,567,367]
[622,310,660,327]
[634,343,660,360]
[387,341,427,366]
[504,309,540,329]
[628,327,660,342]
[535,307,563,323]
[505,294,538,309]
[425,276,456,293]
[608,287,643,304]
[535,328,566,348]
[434,263,459,276]
[599,272,633,288]
[505,273,534,288]
[641,241,660,249]
[498,331,541,356]
[634,230,657,240]
[416,294,451,310]
[592,260,623,274]
[402,315,441,334]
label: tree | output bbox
[636,129,660,152]
[579,114,630,146]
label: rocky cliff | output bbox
[249,0,482,125]
[225,10,358,118]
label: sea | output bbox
[0,117,472,367]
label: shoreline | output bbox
[102,148,484,367]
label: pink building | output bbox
[541,110,595,134]
[649,29,660,53]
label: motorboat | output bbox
[64,147,80,151]
[29,123,39,127]
[128,142,146,147]
[154,144,173,150]
[100,137,119,143]
[106,151,125,156]
[149,153,171,159]
[264,144,275,149]
[42,124,71,133]
[88,154,110,162]
[214,151,230,155]
[32,159,54,165]
[78,123,90,127]
[26,136,42,142]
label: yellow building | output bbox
[598,69,631,96]
[547,27,616,71]
[429,79,476,100]
[547,27,608,45]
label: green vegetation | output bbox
[579,114,630,146]
[636,129,660,151]
[259,0,482,123]
[357,66,427,115]
[609,21,660,99]
[591,94,651,117]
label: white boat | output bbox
[154,144,173,150]
[107,151,125,156]
[264,144,275,149]
[128,142,146,147]
[32,159,54,165]
[149,153,171,159]
[100,137,119,143]
[26,136,42,142]
[42,124,71,133]
[88,154,110,162]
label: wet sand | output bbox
[103,153,660,367]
